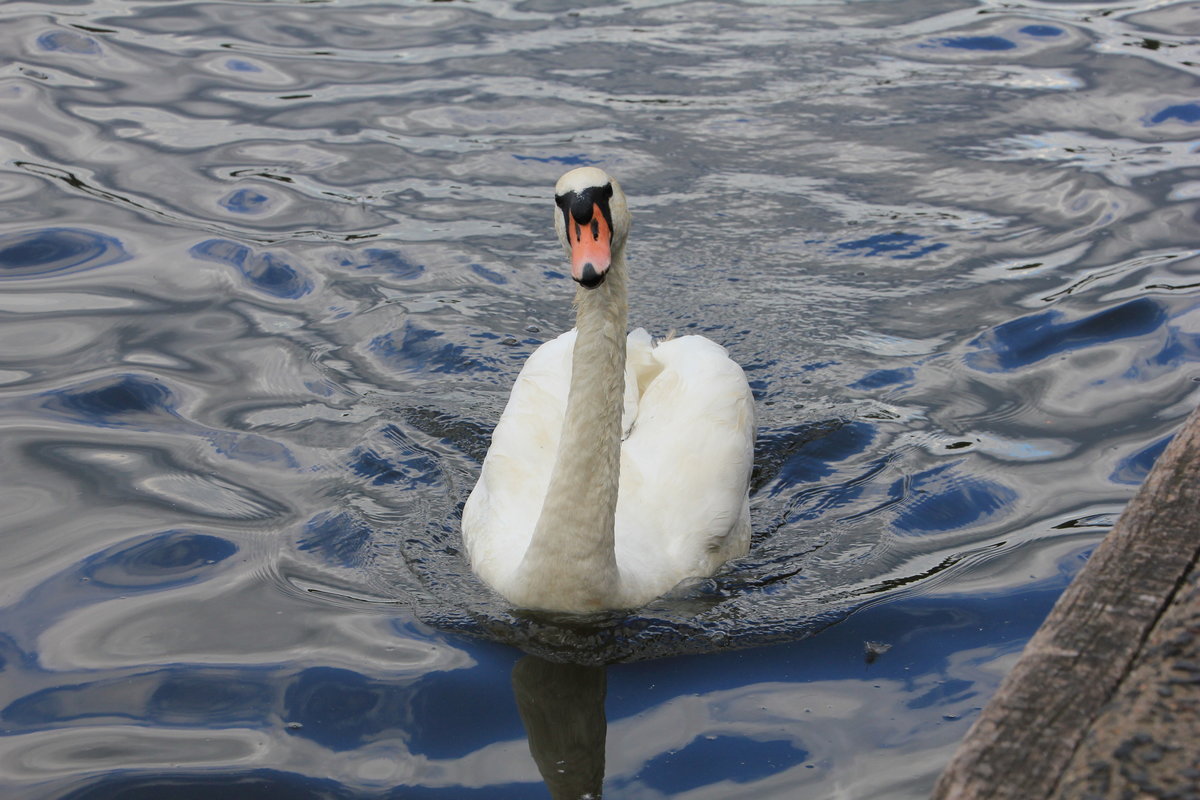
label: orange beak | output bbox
[568,203,612,288]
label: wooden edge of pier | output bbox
[932,404,1200,800]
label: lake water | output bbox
[2,0,1199,797]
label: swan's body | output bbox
[462,168,755,612]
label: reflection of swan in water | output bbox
[462,167,756,612]
[512,656,606,800]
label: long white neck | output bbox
[514,255,628,611]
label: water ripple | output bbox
[0,228,129,279]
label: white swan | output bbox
[462,167,755,612]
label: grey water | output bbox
[1,0,1198,797]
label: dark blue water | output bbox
[2,0,1199,797]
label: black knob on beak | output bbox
[576,263,606,289]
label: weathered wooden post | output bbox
[932,405,1200,799]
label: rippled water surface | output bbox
[2,0,1199,797]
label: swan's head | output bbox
[554,167,630,290]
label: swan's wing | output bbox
[615,334,755,594]
[462,330,575,579]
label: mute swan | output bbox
[461,167,755,612]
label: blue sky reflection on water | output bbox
[0,0,1198,797]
